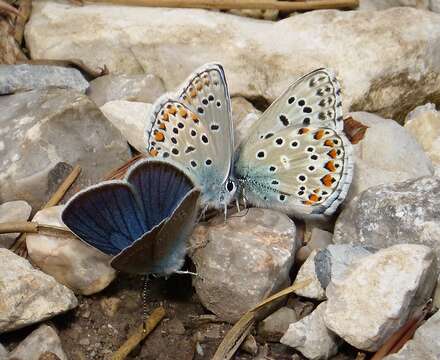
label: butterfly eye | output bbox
[226,181,235,193]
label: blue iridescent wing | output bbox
[61,181,147,255]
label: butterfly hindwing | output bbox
[145,64,234,208]
[61,182,147,255]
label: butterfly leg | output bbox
[235,198,240,213]
[223,202,228,222]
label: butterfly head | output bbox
[206,178,237,209]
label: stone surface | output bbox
[434,275,440,310]
[345,112,434,202]
[384,310,440,360]
[0,200,32,248]
[334,177,440,265]
[281,302,340,360]
[258,307,298,342]
[100,100,151,152]
[8,325,68,360]
[240,334,258,355]
[26,206,116,295]
[190,208,298,322]
[293,245,373,301]
[324,244,438,352]
[0,89,130,209]
[26,4,440,122]
[0,249,77,333]
[87,73,165,107]
[358,0,428,10]
[431,0,440,12]
[231,97,261,148]
[0,20,26,64]
[405,103,440,175]
[0,64,89,95]
[0,343,7,359]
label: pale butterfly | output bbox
[145,63,353,218]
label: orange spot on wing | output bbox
[303,200,314,206]
[321,174,335,187]
[195,80,203,91]
[154,132,165,142]
[149,148,158,157]
[328,149,337,159]
[159,123,166,130]
[191,114,199,123]
[324,139,335,147]
[178,108,188,118]
[168,105,177,115]
[314,129,325,140]
[325,161,337,172]
[309,193,319,202]
[190,88,197,98]
[298,128,310,135]
[313,188,320,193]
[161,112,169,121]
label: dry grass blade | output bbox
[111,307,166,360]
[212,278,312,360]
[0,221,39,234]
[11,165,81,257]
[343,116,368,144]
[104,154,147,180]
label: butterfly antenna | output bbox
[142,275,150,332]
[242,187,248,210]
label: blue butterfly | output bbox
[61,159,200,276]
[145,64,353,218]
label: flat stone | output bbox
[358,0,428,10]
[100,100,151,153]
[231,97,261,148]
[25,4,440,122]
[0,64,89,95]
[405,103,440,176]
[281,302,341,360]
[384,310,440,360]
[0,89,130,210]
[0,249,77,333]
[26,206,116,295]
[8,325,67,360]
[324,244,438,352]
[87,73,165,107]
[190,208,298,322]
[258,307,298,342]
[334,177,440,266]
[345,112,434,202]
[241,334,258,355]
[0,200,32,248]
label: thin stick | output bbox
[0,221,38,234]
[111,307,166,360]
[11,165,82,256]
[212,278,312,360]
[88,0,359,11]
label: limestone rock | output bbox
[87,73,165,107]
[190,208,298,322]
[0,89,130,209]
[405,103,440,175]
[430,0,440,12]
[434,275,440,310]
[324,244,438,352]
[0,200,32,249]
[0,64,89,95]
[231,97,261,148]
[100,100,151,153]
[358,0,428,11]
[26,206,116,295]
[258,307,298,342]
[25,4,440,122]
[0,249,77,333]
[281,302,340,360]
[8,325,67,360]
[384,310,440,360]
[345,112,433,202]
[334,177,440,265]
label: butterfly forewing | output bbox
[244,69,343,147]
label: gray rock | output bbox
[384,310,440,360]
[8,325,67,360]
[293,245,373,300]
[26,206,116,295]
[258,307,298,342]
[190,208,298,322]
[324,244,438,352]
[0,89,130,209]
[0,343,8,359]
[100,100,151,153]
[281,302,341,360]
[231,97,261,149]
[87,73,165,107]
[345,112,434,202]
[431,0,440,12]
[434,275,440,311]
[0,200,32,248]
[0,249,77,333]
[334,177,440,266]
[0,64,88,95]
[358,0,428,10]
[241,334,258,355]
[25,4,440,122]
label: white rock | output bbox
[294,250,326,300]
[100,100,151,153]
[25,4,440,122]
[88,73,165,106]
[324,244,438,352]
[0,249,77,333]
[404,104,440,176]
[307,228,333,251]
[281,302,340,360]
[431,0,440,12]
[190,208,298,322]
[0,343,8,359]
[384,310,440,360]
[0,200,32,248]
[258,307,298,342]
[358,0,428,10]
[434,275,440,311]
[345,112,434,202]
[8,325,67,360]
[231,97,261,148]
[26,206,116,295]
